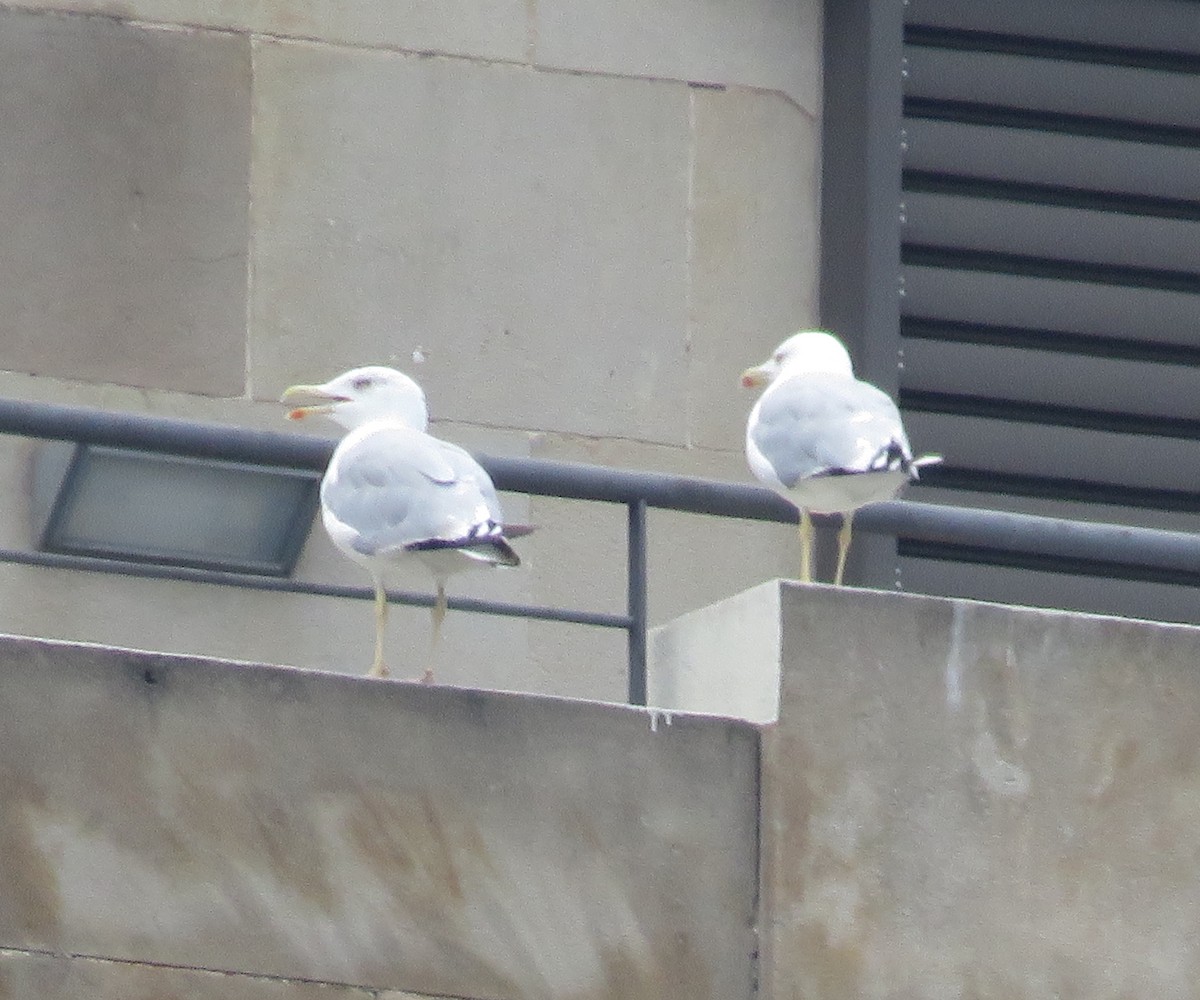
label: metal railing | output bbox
[2,396,1200,705]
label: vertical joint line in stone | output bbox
[245,35,260,400]
[683,87,698,448]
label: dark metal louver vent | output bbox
[897,0,1200,623]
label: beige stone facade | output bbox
[0,0,822,700]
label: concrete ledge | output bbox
[0,636,759,999]
[648,579,781,724]
[653,579,1200,999]
[14,582,1200,998]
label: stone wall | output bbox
[0,0,822,699]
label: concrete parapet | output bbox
[13,582,1194,998]
[0,636,759,999]
[654,581,1200,999]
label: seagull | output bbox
[280,366,521,681]
[741,331,940,586]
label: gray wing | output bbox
[434,439,506,524]
[752,373,913,488]
[321,427,492,558]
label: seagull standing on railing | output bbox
[281,366,521,681]
[741,331,940,586]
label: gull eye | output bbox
[773,352,784,363]
[351,375,374,391]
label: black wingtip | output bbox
[406,533,521,567]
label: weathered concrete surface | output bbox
[0,948,380,999]
[0,635,759,1000]
[648,580,781,724]
[717,582,1200,1000]
[0,8,250,396]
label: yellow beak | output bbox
[280,383,343,420]
[740,365,770,389]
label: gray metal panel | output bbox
[905,484,1200,536]
[905,0,1200,53]
[899,554,1200,626]
[880,1,1200,622]
[905,43,1200,128]
[902,191,1200,272]
[903,266,1200,346]
[903,117,1200,200]
[903,411,1200,494]
[900,338,1200,421]
[820,0,905,385]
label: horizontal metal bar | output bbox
[0,547,632,630]
[2,396,1200,582]
[480,453,798,520]
[0,396,334,469]
[860,500,1200,576]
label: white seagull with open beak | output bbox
[281,366,521,681]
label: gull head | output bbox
[740,330,854,389]
[280,365,429,432]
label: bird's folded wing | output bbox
[752,374,911,487]
[323,428,486,556]
[433,439,507,524]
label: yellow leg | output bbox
[798,509,814,584]
[834,511,854,587]
[422,583,446,685]
[368,576,389,677]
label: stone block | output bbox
[0,635,760,999]
[0,9,249,396]
[761,582,1200,999]
[249,41,692,444]
[534,0,822,113]
[648,579,781,723]
[689,87,821,452]
[2,0,529,60]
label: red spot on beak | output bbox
[287,408,308,420]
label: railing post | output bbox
[626,499,649,706]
